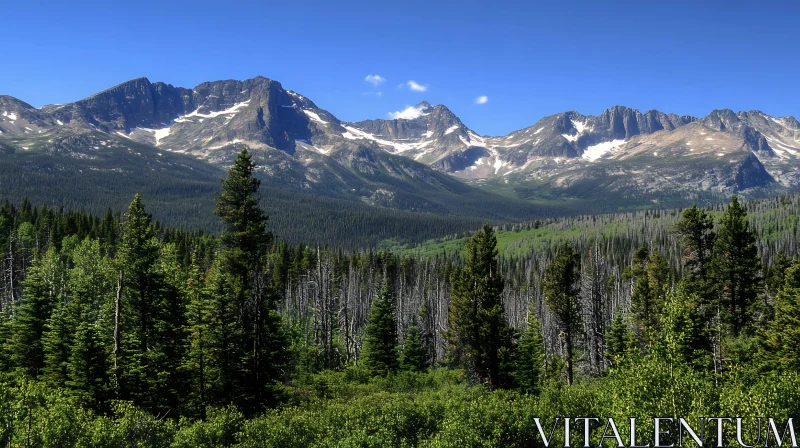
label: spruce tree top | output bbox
[119,194,158,273]
[215,149,271,260]
[464,224,503,288]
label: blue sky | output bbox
[2,0,798,135]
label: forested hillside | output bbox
[0,150,798,446]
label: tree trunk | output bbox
[566,330,574,386]
[113,270,122,399]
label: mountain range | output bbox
[2,75,799,239]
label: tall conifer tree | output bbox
[514,308,545,393]
[400,322,428,373]
[116,194,181,415]
[446,224,510,388]
[212,149,288,414]
[543,243,581,386]
[9,248,64,377]
[361,279,399,376]
[674,205,716,302]
[712,197,761,335]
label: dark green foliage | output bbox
[764,251,792,298]
[116,194,185,415]
[756,286,800,371]
[211,149,289,415]
[182,259,213,418]
[361,280,399,376]
[400,324,429,373]
[446,224,511,388]
[605,313,638,365]
[659,285,711,370]
[712,196,762,335]
[673,204,716,302]
[0,183,799,442]
[625,246,670,343]
[514,310,545,393]
[9,248,64,377]
[543,243,581,385]
[215,149,272,272]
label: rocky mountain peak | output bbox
[703,109,740,131]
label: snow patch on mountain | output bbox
[468,157,486,171]
[493,157,507,174]
[444,124,459,135]
[287,91,306,101]
[209,139,244,150]
[767,115,788,128]
[341,125,431,154]
[766,136,800,158]
[561,119,591,143]
[153,127,171,144]
[296,139,331,155]
[582,139,626,162]
[174,100,251,123]
[303,110,328,125]
[467,132,486,147]
[571,119,589,134]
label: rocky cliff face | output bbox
[48,78,193,131]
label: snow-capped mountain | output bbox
[2,75,800,211]
[343,103,800,197]
[0,77,546,221]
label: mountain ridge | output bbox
[2,75,800,215]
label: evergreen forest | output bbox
[1,149,799,447]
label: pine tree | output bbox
[446,224,511,388]
[67,321,109,411]
[361,279,399,376]
[9,247,64,377]
[399,323,428,373]
[205,261,244,408]
[626,246,670,342]
[765,252,792,297]
[605,313,638,365]
[647,252,670,306]
[514,309,545,394]
[41,300,72,386]
[626,246,653,328]
[212,149,289,414]
[214,149,271,275]
[0,311,11,372]
[756,286,800,372]
[116,194,177,415]
[65,239,112,408]
[673,205,716,302]
[764,252,792,319]
[183,257,213,418]
[659,285,711,370]
[543,243,581,386]
[153,243,188,415]
[712,197,761,335]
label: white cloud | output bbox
[406,80,428,92]
[364,74,386,86]
[475,95,488,105]
[388,104,429,120]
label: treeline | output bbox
[1,150,800,445]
